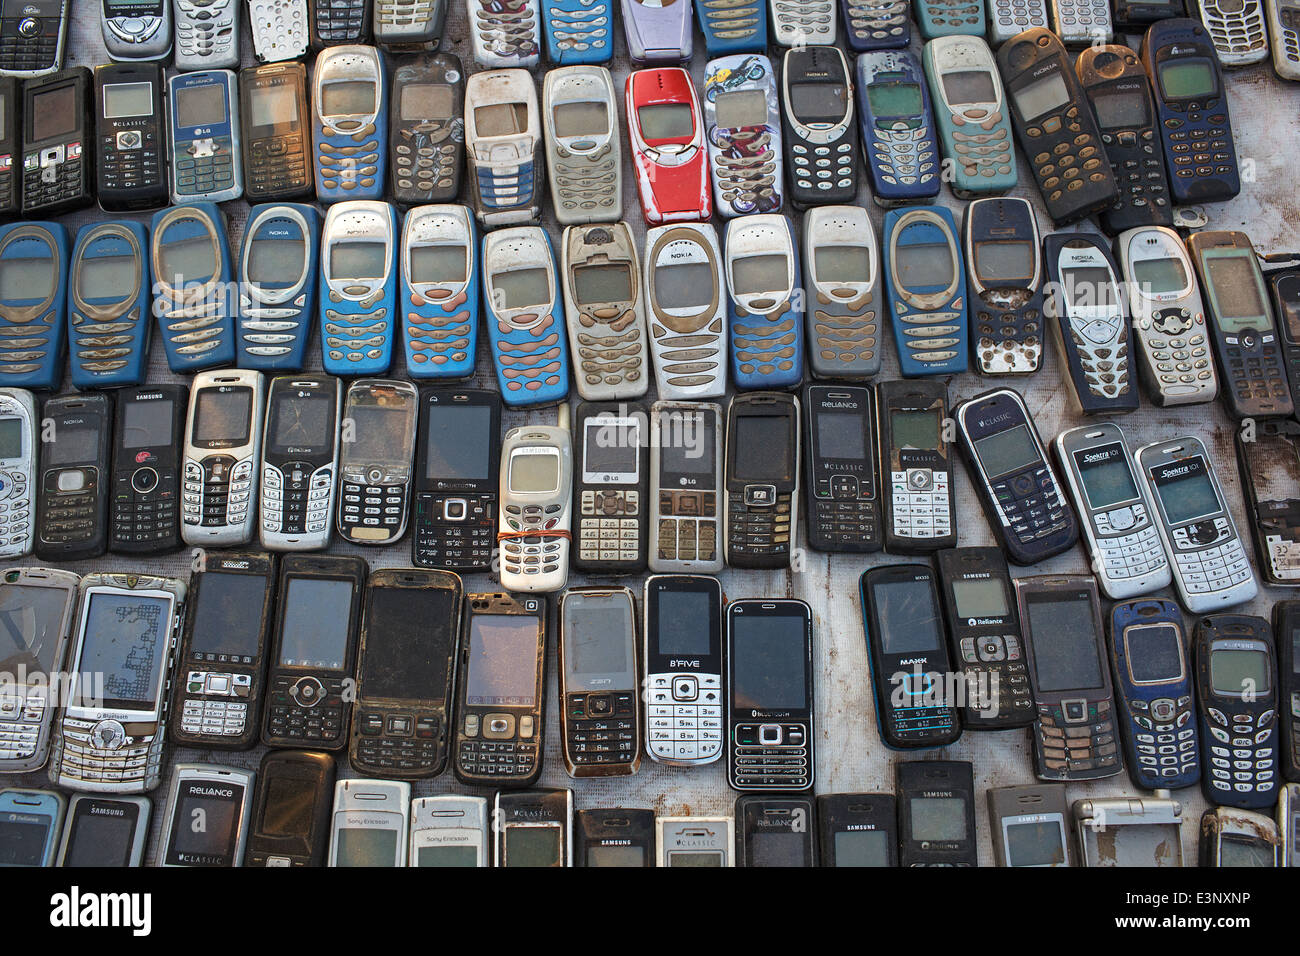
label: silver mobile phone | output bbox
[328,778,411,867]
[408,795,489,867]
[182,369,266,548]
[159,763,255,867]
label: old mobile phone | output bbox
[702,54,782,219]
[724,214,803,391]
[1188,231,1293,420]
[802,206,880,379]
[1194,614,1279,810]
[657,816,734,866]
[841,0,908,49]
[453,592,547,788]
[1142,18,1240,205]
[735,795,817,867]
[400,204,477,380]
[882,205,968,376]
[468,0,540,68]
[93,63,167,212]
[0,0,65,75]
[1074,791,1184,866]
[247,0,307,61]
[644,574,723,764]
[988,784,1069,867]
[55,794,149,867]
[349,569,462,779]
[1274,602,1300,781]
[1198,0,1269,64]
[543,66,620,225]
[1270,263,1300,411]
[577,809,654,867]
[860,564,960,749]
[159,765,254,867]
[150,202,235,372]
[463,69,542,227]
[963,197,1044,376]
[0,77,17,215]
[0,789,62,866]
[771,0,837,45]
[319,200,398,376]
[1114,0,1185,26]
[1267,0,1300,79]
[0,567,77,773]
[375,0,447,49]
[559,586,641,776]
[20,67,92,216]
[643,222,726,399]
[934,547,1034,730]
[1200,807,1280,866]
[68,221,150,390]
[35,392,112,562]
[328,779,409,867]
[572,402,647,574]
[110,384,186,555]
[623,0,692,63]
[0,221,67,390]
[649,401,723,573]
[1136,435,1257,612]
[1042,232,1139,415]
[913,0,986,35]
[1236,419,1300,586]
[245,750,335,867]
[412,389,499,571]
[389,53,464,206]
[562,222,649,398]
[311,0,371,44]
[694,0,764,56]
[498,419,573,591]
[727,599,815,792]
[854,50,940,206]
[1116,225,1216,407]
[954,387,1078,566]
[1282,783,1300,865]
[259,375,340,552]
[237,203,321,371]
[0,388,35,557]
[239,63,312,202]
[1054,423,1171,600]
[922,37,1016,199]
[494,790,572,867]
[182,369,265,548]
[261,554,366,751]
[409,795,488,867]
[778,46,855,209]
[1108,598,1199,790]
[166,70,241,204]
[816,793,896,866]
[896,760,976,866]
[988,0,1048,44]
[803,385,880,554]
[49,572,185,794]
[625,67,710,225]
[877,379,955,553]
[312,44,386,203]
[1048,0,1111,43]
[1016,576,1121,782]
[101,0,171,61]
[172,0,239,69]
[337,378,417,546]
[543,0,614,63]
[724,392,800,569]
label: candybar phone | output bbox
[311,0,371,45]
[649,400,723,573]
[881,205,967,376]
[311,45,386,203]
[573,401,648,574]
[55,794,150,867]
[576,809,655,867]
[68,220,151,390]
[896,760,976,866]
[877,379,955,553]
[1267,0,1300,79]
[841,0,909,49]
[389,53,464,206]
[1200,807,1280,866]
[1273,601,1300,782]
[166,69,241,204]
[643,574,724,766]
[101,0,172,62]
[182,369,265,548]
[245,750,336,867]
[21,66,92,215]
[0,221,68,392]
[1235,419,1300,586]
[735,795,817,867]
[468,0,541,68]
[643,222,727,400]
[319,200,399,376]
[35,392,111,562]
[237,203,321,372]
[0,789,63,866]
[248,0,308,62]
[779,44,857,209]
[988,0,1047,43]
[328,779,409,867]
[625,67,710,225]
[400,203,478,380]
[1196,0,1269,65]
[803,385,880,554]
[816,793,897,866]
[656,816,734,866]
[463,69,542,227]
[542,65,621,225]
[724,392,800,569]
[922,36,1016,199]
[150,202,235,373]
[1269,263,1300,413]
[409,795,488,867]
[498,418,573,592]
[259,374,341,552]
[93,62,167,212]
[110,385,185,555]
[559,586,640,777]
[173,0,240,69]
[239,63,312,202]
[1074,790,1184,866]
[336,379,417,547]
[0,77,18,215]
[159,764,254,867]
[802,206,881,378]
[0,388,36,558]
[962,196,1044,376]
[723,214,804,390]
[494,789,572,867]
[375,0,447,49]
[854,50,940,205]
[987,784,1070,867]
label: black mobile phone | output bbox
[816,793,897,867]
[310,0,371,45]
[1274,600,1300,783]
[0,77,18,215]
[987,784,1071,867]
[239,62,313,202]
[110,383,187,555]
[876,379,955,553]
[724,392,800,569]
[21,66,93,216]
[0,0,67,76]
[573,400,648,574]
[779,45,857,209]
[35,392,112,561]
[93,62,167,213]
[735,795,818,867]
[389,52,464,206]
[259,374,342,552]
[1268,266,1300,415]
[1235,418,1300,587]
[246,749,337,867]
[803,384,881,554]
[55,794,150,867]
[575,808,655,868]
[896,760,977,866]
[261,554,367,752]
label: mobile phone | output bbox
[694,0,764,55]
[723,215,803,391]
[109,385,186,556]
[261,554,367,751]
[245,750,335,867]
[643,222,726,399]
[576,809,654,867]
[0,388,35,557]
[540,0,612,63]
[882,205,968,376]
[182,369,265,548]
[801,206,880,379]
[400,204,477,380]
[248,0,308,61]
[1197,0,1269,64]
[922,36,1017,199]
[1074,791,1184,866]
[350,569,462,779]
[1054,422,1171,599]
[172,0,239,69]
[49,572,186,794]
[93,62,167,212]
[1269,263,1300,412]
[312,44,386,203]
[320,201,398,376]
[166,70,241,204]
[328,779,409,867]
[409,795,488,867]
[498,419,572,591]
[0,221,67,391]
[1281,783,1300,865]
[1074,46,1174,235]
[802,385,880,554]
[988,0,1048,43]
[1199,807,1280,866]
[735,795,816,867]
[913,0,987,36]
[20,67,92,215]
[468,0,541,68]
[1113,0,1185,27]
[657,816,734,866]
[543,65,621,225]
[702,54,782,219]
[776,47,855,209]
[0,567,77,773]
[375,0,446,48]
[1187,230,1293,420]
[877,379,955,553]
[1142,18,1241,205]
[572,402,647,574]
[1236,419,1300,586]
[55,794,149,867]
[68,221,151,390]
[259,375,341,552]
[954,387,1078,566]
[649,401,723,573]
[561,222,648,399]
[1115,225,1217,407]
[860,564,960,749]
[1266,0,1300,79]
[559,586,641,777]
[1048,0,1111,43]
[1135,435,1258,612]
[724,392,800,569]
[389,53,464,207]
[934,546,1034,730]
[239,63,312,202]
[643,574,723,765]
[895,760,976,866]
[854,50,940,206]
[453,592,547,788]
[463,69,542,227]
[963,197,1044,376]
[1273,601,1300,782]
[237,203,321,372]
[336,378,417,546]
[412,388,499,571]
[0,789,63,866]
[622,0,693,64]
[988,784,1070,867]
[0,78,17,215]
[494,790,572,867]
[101,0,172,61]
[159,764,254,867]
[815,793,896,866]
[311,0,371,45]
[841,0,908,48]
[150,202,236,373]
[35,393,111,562]
[1015,575,1122,782]
[625,67,710,225]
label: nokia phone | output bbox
[542,65,621,225]
[802,206,881,378]
[855,50,941,205]
[463,69,542,227]
[723,214,803,391]
[68,220,151,389]
[389,53,464,206]
[0,388,35,557]
[35,392,111,562]
[400,203,478,380]
[779,45,856,209]
[922,36,1017,198]
[311,44,386,203]
[625,67,710,225]
[1235,419,1300,586]
[882,205,968,376]
[237,203,321,371]
[643,222,727,399]
[703,53,783,219]
[150,202,235,372]
[963,197,1044,376]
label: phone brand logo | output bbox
[134,451,151,463]
[1159,464,1192,479]
[1081,450,1114,463]
[967,618,1002,626]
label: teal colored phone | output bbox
[912,0,987,37]
[922,35,1017,197]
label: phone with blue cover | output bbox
[400,204,478,381]
[0,221,68,391]
[319,200,399,377]
[855,49,940,205]
[724,214,803,391]
[923,36,1017,199]
[68,220,150,389]
[882,205,967,376]
[543,0,615,63]
[238,203,321,372]
[150,202,235,373]
[312,45,387,203]
[695,0,767,54]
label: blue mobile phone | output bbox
[0,221,68,391]
[543,0,615,63]
[724,213,804,390]
[881,205,967,376]
[320,200,399,377]
[855,49,941,205]
[0,789,65,867]
[312,45,387,203]
[400,203,479,380]
[151,202,236,373]
[68,220,151,389]
[237,202,321,371]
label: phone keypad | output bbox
[649,316,724,393]
[180,694,249,740]
[1200,0,1267,59]
[810,473,877,550]
[1160,98,1236,197]
[458,711,538,778]
[250,2,307,60]
[339,479,406,538]
[957,635,1034,722]
[565,692,636,768]
[99,125,164,198]
[414,493,495,570]
[262,462,332,539]
[1068,312,1130,400]
[316,122,380,195]
[890,468,952,541]
[732,722,811,789]
[0,695,43,761]
[897,304,962,367]
[1098,127,1171,230]
[574,307,645,394]
[655,491,718,565]
[265,675,347,745]
[246,134,310,198]
[1129,693,1197,784]
[405,285,473,374]
[1095,503,1167,582]
[0,306,54,378]
[501,502,566,578]
[973,302,1041,375]
[1023,104,1111,214]
[921,0,984,30]
[324,301,390,368]
[183,456,253,530]
[39,468,100,547]
[552,148,619,221]
[176,0,238,63]
[355,710,441,773]
[727,489,792,565]
[313,0,368,42]
[70,310,143,379]
[772,0,835,43]
[545,0,612,57]
[0,466,31,554]
[0,15,60,72]
[54,716,160,789]
[1053,0,1110,40]
[577,489,641,565]
[1170,519,1253,595]
[992,463,1071,547]
[992,0,1047,39]
[868,123,938,191]
[1204,705,1277,799]
[112,466,178,548]
[882,673,958,742]
[698,0,763,47]
[791,129,856,204]
[713,128,780,215]
[22,146,85,214]
[1221,342,1290,414]
[1036,698,1120,778]
[475,156,537,216]
[844,0,908,46]
[393,121,461,204]
[471,0,541,64]
[174,136,237,198]
[1139,312,1215,395]
[647,673,722,763]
